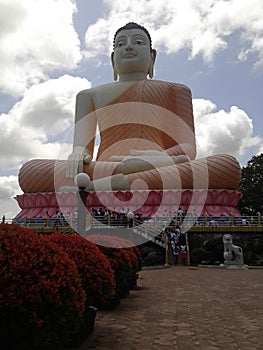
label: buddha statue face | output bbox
[111,24,156,80]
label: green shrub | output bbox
[244,251,263,266]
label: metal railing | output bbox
[4,213,263,229]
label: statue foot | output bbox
[89,174,130,191]
[59,185,78,192]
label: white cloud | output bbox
[0,176,22,219]
[193,98,262,159]
[0,75,91,171]
[257,146,263,156]
[0,0,82,96]
[84,0,263,66]
[0,74,91,219]
[0,176,20,199]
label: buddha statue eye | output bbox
[135,39,145,45]
[116,40,126,48]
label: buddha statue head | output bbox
[111,22,157,81]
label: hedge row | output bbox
[0,224,142,349]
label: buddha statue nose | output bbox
[126,37,133,50]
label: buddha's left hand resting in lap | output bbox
[18,22,241,193]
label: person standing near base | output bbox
[179,244,187,265]
[170,240,180,265]
[127,209,134,227]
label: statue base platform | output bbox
[223,264,248,269]
[15,189,241,219]
[199,264,248,269]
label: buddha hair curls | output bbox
[113,22,152,50]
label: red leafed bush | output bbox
[47,232,116,308]
[116,237,143,286]
[88,234,142,298]
[0,224,86,349]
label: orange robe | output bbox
[18,80,241,193]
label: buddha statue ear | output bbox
[111,52,118,81]
[148,49,157,79]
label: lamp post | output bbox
[74,173,90,235]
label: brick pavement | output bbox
[79,266,263,350]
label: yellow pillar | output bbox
[179,214,183,225]
[185,232,190,266]
[205,213,208,227]
[231,213,234,226]
[46,214,50,227]
[144,222,148,236]
[164,232,170,268]
[258,212,261,226]
[86,214,90,228]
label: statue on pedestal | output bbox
[16,22,241,219]
[223,234,244,265]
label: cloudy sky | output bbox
[0,0,262,219]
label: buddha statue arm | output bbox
[112,154,189,175]
[166,143,196,159]
[66,90,97,178]
[129,143,196,159]
[109,140,195,177]
[108,141,195,175]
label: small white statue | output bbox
[223,234,244,265]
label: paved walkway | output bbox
[79,266,263,350]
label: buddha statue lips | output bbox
[18,22,241,199]
[123,52,136,58]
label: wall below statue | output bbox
[188,231,263,266]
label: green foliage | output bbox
[244,251,263,266]
[237,153,263,215]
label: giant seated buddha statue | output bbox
[17,23,241,218]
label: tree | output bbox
[237,153,263,215]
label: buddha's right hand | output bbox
[66,148,92,178]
